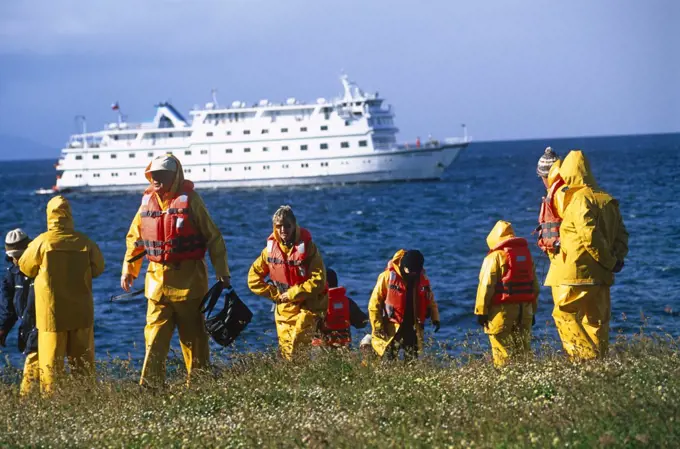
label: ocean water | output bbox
[1,133,679,369]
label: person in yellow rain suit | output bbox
[248,206,327,361]
[121,155,230,387]
[18,196,105,394]
[550,150,628,360]
[474,221,540,367]
[368,249,440,361]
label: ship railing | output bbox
[146,136,193,146]
[106,122,144,130]
[68,140,102,149]
[396,140,441,150]
[443,136,472,145]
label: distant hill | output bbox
[0,134,56,161]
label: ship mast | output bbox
[75,115,87,149]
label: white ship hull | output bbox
[61,144,466,192]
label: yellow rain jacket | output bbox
[19,196,105,332]
[248,224,327,360]
[474,221,539,334]
[553,151,629,286]
[368,250,440,357]
[122,155,230,301]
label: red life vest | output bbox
[321,286,351,346]
[266,227,312,293]
[138,180,207,263]
[491,237,535,304]
[384,261,430,325]
[536,178,565,254]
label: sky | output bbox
[0,0,678,159]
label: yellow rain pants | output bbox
[140,295,210,387]
[19,351,40,396]
[274,305,318,361]
[486,304,534,368]
[38,327,95,395]
[552,285,610,360]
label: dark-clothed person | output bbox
[368,249,440,361]
[1,229,39,395]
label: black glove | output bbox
[612,260,624,273]
[477,315,489,329]
[432,320,440,333]
[532,315,536,327]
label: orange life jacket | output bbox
[138,180,206,263]
[384,262,430,325]
[321,286,351,346]
[266,227,312,293]
[491,237,535,304]
[536,178,565,254]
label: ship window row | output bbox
[111,133,138,141]
[210,124,345,137]
[74,140,369,162]
[208,162,345,169]
[369,117,394,126]
[143,131,192,140]
[204,111,257,124]
[77,151,160,160]
[73,160,343,178]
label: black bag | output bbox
[200,282,253,347]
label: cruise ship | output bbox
[53,76,470,192]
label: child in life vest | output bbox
[474,221,540,367]
[314,269,368,348]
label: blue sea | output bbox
[1,133,679,371]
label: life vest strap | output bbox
[127,251,147,264]
[272,280,290,293]
[166,207,189,215]
[142,239,164,248]
[495,281,534,295]
[140,236,205,257]
[141,211,165,218]
[266,256,303,267]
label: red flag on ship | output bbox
[111,102,120,110]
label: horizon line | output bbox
[0,130,677,162]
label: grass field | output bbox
[1,334,679,448]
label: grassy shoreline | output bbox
[1,335,679,448]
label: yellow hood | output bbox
[388,249,406,278]
[486,220,516,250]
[559,150,597,188]
[144,154,187,197]
[547,159,563,188]
[46,195,74,231]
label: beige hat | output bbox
[146,155,178,173]
[5,228,31,258]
